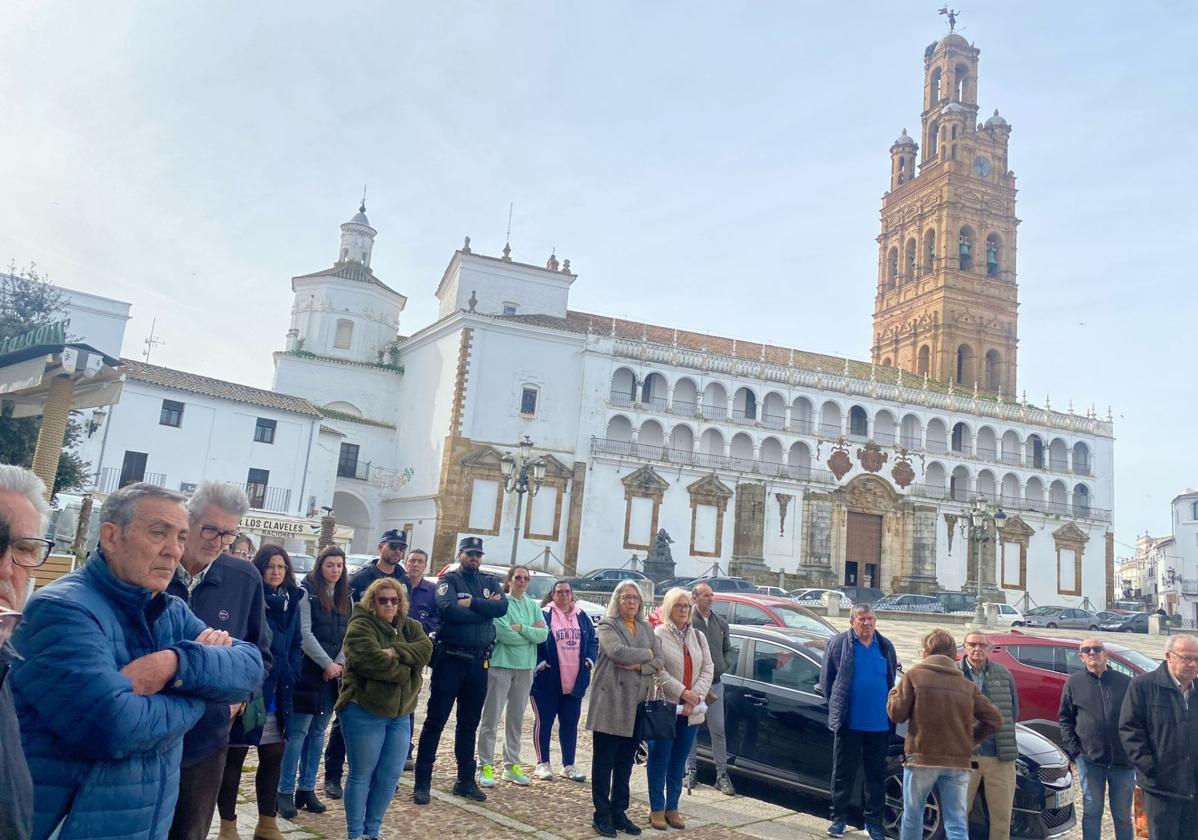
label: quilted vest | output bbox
[967,661,1018,761]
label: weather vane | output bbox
[938,5,959,32]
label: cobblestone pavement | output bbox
[213,619,1165,839]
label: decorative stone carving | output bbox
[827,439,853,481]
[858,441,888,473]
[776,493,793,536]
[687,473,733,558]
[845,474,898,514]
[997,515,1034,591]
[644,528,676,581]
[891,449,915,488]
[621,465,670,550]
[944,513,959,553]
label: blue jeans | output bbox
[901,766,970,840]
[278,709,332,794]
[340,703,412,839]
[645,717,698,812]
[1076,758,1135,840]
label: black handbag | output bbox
[634,683,676,742]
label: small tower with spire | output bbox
[339,195,377,268]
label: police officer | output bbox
[412,537,507,804]
[324,529,413,799]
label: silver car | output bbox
[1022,606,1101,630]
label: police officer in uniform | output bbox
[412,537,507,804]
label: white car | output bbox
[344,553,376,576]
[435,562,606,626]
[789,588,854,609]
[989,602,1025,626]
[757,586,789,598]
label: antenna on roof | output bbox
[143,317,165,363]
[501,202,514,262]
[360,184,367,213]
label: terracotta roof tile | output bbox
[120,359,321,417]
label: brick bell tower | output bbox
[871,30,1019,397]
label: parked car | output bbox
[344,553,375,576]
[688,575,758,593]
[835,585,885,604]
[649,592,836,637]
[757,586,788,598]
[932,591,977,614]
[955,632,1158,745]
[289,553,316,575]
[1021,606,1100,630]
[872,593,945,614]
[654,576,696,595]
[789,588,854,609]
[1093,610,1128,623]
[562,567,653,595]
[437,562,605,625]
[990,603,1026,626]
[693,625,1076,838]
[1099,612,1150,634]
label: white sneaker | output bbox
[533,762,555,780]
[561,764,587,782]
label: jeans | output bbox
[531,688,583,767]
[476,666,534,767]
[1076,759,1135,840]
[645,717,699,813]
[167,747,228,840]
[279,709,332,794]
[591,731,639,824]
[830,728,888,825]
[686,682,727,774]
[1143,786,1198,840]
[340,702,411,840]
[901,766,970,840]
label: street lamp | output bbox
[968,498,1007,626]
[500,435,546,565]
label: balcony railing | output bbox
[1049,458,1069,472]
[875,431,896,446]
[608,391,637,407]
[900,435,921,449]
[791,418,815,435]
[338,461,371,480]
[230,483,292,513]
[94,468,167,493]
[760,412,786,431]
[591,437,835,484]
[819,422,843,438]
[926,440,947,454]
[701,403,728,420]
[977,446,997,460]
[1001,452,1022,466]
[731,408,758,423]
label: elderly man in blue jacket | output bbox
[11,483,264,840]
[818,604,899,840]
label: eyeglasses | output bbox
[553,589,573,597]
[201,526,239,546]
[1079,646,1105,655]
[512,575,529,582]
[8,537,55,568]
[964,641,991,649]
[1167,651,1198,667]
[385,542,406,551]
[376,596,401,606]
[673,603,692,610]
[618,594,641,602]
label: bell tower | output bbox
[871,30,1019,397]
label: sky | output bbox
[2,2,1195,558]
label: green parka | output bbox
[336,604,432,718]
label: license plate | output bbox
[1049,789,1071,808]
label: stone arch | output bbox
[917,344,931,375]
[900,413,921,448]
[606,414,633,442]
[641,371,668,406]
[950,465,972,501]
[700,428,725,457]
[1025,476,1045,507]
[729,432,755,471]
[874,410,897,445]
[761,391,787,429]
[610,366,637,403]
[733,386,757,421]
[1072,441,1091,476]
[791,396,814,433]
[976,425,997,459]
[669,423,695,458]
[955,343,976,385]
[848,405,869,439]
[787,441,812,478]
[1073,483,1092,517]
[976,469,997,501]
[820,401,843,437]
[702,382,728,420]
[926,418,948,453]
[1026,434,1045,469]
[759,436,784,476]
[638,419,664,449]
[672,377,699,413]
[1001,472,1021,507]
[1049,438,1069,472]
[925,461,947,496]
[950,421,972,454]
[1049,479,1069,514]
[1001,429,1022,465]
[332,489,373,553]
[923,229,936,274]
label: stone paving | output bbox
[213,618,1166,839]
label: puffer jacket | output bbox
[10,549,264,840]
[250,584,302,739]
[336,605,432,718]
[654,621,714,726]
[887,654,1002,769]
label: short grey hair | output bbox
[849,603,875,620]
[100,483,188,528]
[605,580,647,621]
[1167,634,1198,654]
[188,481,249,521]
[0,465,50,532]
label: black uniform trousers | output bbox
[1144,787,1198,840]
[323,714,346,783]
[830,728,888,825]
[415,652,488,784]
[591,731,639,824]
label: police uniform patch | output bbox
[437,582,449,596]
[483,587,491,598]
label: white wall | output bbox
[59,286,131,359]
[289,275,405,365]
[436,253,573,319]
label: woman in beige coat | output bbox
[647,587,714,830]
[587,580,662,838]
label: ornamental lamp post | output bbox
[501,435,546,565]
[969,498,1007,626]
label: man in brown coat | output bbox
[887,629,1001,840]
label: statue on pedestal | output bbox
[643,528,676,581]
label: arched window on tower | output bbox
[955,64,969,101]
[848,406,869,439]
[931,68,942,104]
[956,344,975,385]
[905,239,917,280]
[924,229,936,274]
[897,157,907,185]
[985,350,1002,391]
[334,319,354,350]
[928,122,940,160]
[959,227,974,270]
[917,345,930,376]
[886,247,899,289]
[986,233,1001,277]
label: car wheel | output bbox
[1046,622,1058,629]
[1088,625,1099,631]
[884,769,944,839]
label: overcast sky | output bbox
[3,2,1195,557]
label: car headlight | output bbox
[1015,758,1031,779]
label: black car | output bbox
[836,585,886,604]
[689,575,758,594]
[693,625,1076,839]
[1099,611,1150,634]
[654,576,696,595]
[873,594,946,614]
[563,568,652,595]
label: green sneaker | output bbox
[502,764,531,786]
[479,763,497,788]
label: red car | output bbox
[649,592,836,637]
[956,631,1159,745]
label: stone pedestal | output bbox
[728,554,770,580]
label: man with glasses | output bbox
[957,632,1019,840]
[11,481,263,840]
[0,465,51,840]
[167,481,272,840]
[1059,639,1134,840]
[412,536,507,805]
[324,529,413,798]
[1119,634,1198,839]
[684,582,736,795]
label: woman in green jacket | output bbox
[337,577,432,840]
[477,565,549,787]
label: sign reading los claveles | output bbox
[0,319,69,357]
[239,514,319,539]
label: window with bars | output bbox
[160,399,184,427]
[254,418,276,444]
[520,386,538,416]
[246,468,269,509]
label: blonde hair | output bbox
[659,587,693,627]
[361,577,408,623]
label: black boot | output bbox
[324,778,343,800]
[613,814,643,836]
[295,789,327,814]
[276,792,297,819]
[452,778,487,801]
[413,765,432,805]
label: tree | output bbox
[0,263,90,497]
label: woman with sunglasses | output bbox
[531,580,597,782]
[476,565,548,787]
[216,545,302,840]
[278,546,351,818]
[337,577,432,840]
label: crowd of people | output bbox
[1,462,1197,840]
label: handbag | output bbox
[634,683,676,742]
[238,693,268,733]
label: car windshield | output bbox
[524,576,555,600]
[1114,648,1158,672]
[773,605,834,635]
[1026,606,1060,616]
